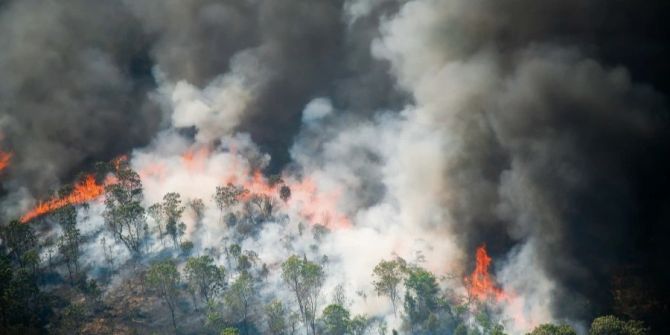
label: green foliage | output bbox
[475,308,507,335]
[349,315,371,335]
[56,206,81,283]
[404,266,440,326]
[265,300,289,335]
[184,255,225,306]
[103,162,148,256]
[281,255,325,335]
[320,304,350,335]
[0,252,52,333]
[147,260,180,331]
[527,323,577,335]
[1,220,38,269]
[372,259,406,315]
[224,273,256,334]
[147,203,166,241]
[221,327,240,335]
[162,192,186,247]
[590,315,649,335]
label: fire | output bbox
[466,245,507,302]
[0,150,11,172]
[181,146,211,172]
[20,174,110,223]
[231,170,351,229]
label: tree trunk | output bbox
[169,303,177,334]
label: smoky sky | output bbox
[1,0,670,329]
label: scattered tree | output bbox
[147,260,181,332]
[320,304,350,335]
[527,323,577,335]
[590,315,648,335]
[103,162,148,256]
[184,255,226,308]
[372,259,406,315]
[224,273,256,334]
[265,300,289,335]
[281,255,325,335]
[162,192,186,248]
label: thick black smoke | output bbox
[1,0,669,331]
[0,0,159,194]
[0,0,404,195]
[369,0,670,328]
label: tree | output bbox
[221,328,240,335]
[349,315,371,335]
[0,220,38,270]
[279,185,291,202]
[265,300,289,335]
[403,266,440,330]
[147,260,180,332]
[0,252,52,333]
[249,193,276,219]
[56,206,82,283]
[214,183,248,222]
[147,203,166,243]
[162,192,186,248]
[372,259,406,315]
[320,304,350,335]
[224,273,256,334]
[184,255,225,308]
[56,303,86,334]
[527,323,577,335]
[590,315,648,335]
[190,198,205,219]
[103,162,148,256]
[281,255,325,335]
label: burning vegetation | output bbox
[0,150,11,173]
[466,245,507,302]
[19,174,108,223]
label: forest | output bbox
[0,159,650,335]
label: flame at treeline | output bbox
[0,150,11,173]
[20,174,111,223]
[466,245,507,302]
[20,147,351,229]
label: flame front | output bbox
[20,174,107,223]
[466,245,507,302]
[0,150,11,172]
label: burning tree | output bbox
[466,245,506,302]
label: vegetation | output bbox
[0,163,656,334]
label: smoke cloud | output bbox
[2,0,669,333]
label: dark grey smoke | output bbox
[1,0,669,330]
[0,0,159,194]
[0,0,405,194]
[372,0,670,327]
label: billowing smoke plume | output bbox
[2,0,669,333]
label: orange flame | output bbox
[466,245,507,302]
[20,174,110,223]
[181,146,211,172]
[228,169,351,229]
[0,150,11,172]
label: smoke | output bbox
[2,0,670,333]
[372,0,669,328]
[0,0,160,196]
